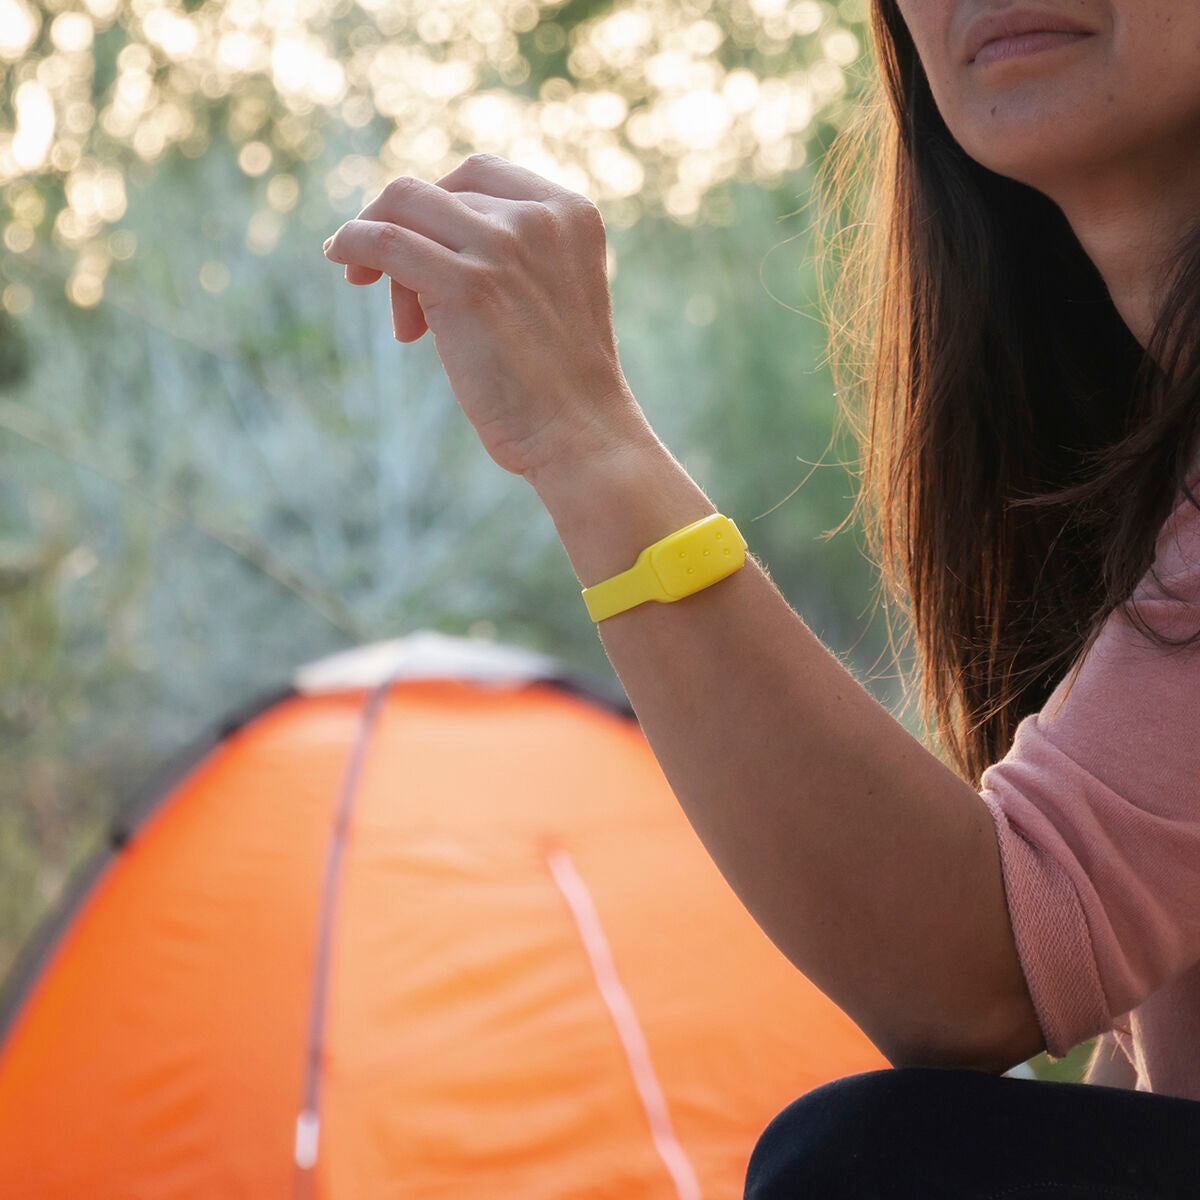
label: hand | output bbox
[322,153,644,481]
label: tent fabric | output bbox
[0,632,887,1197]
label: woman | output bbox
[321,0,1200,1193]
[741,3,1200,1193]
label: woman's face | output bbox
[893,2,1200,193]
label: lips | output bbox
[964,7,1095,64]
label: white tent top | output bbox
[293,630,581,695]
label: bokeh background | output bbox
[0,0,1092,1083]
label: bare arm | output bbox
[529,405,1044,1074]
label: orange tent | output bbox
[0,631,886,1198]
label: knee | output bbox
[743,1069,944,1199]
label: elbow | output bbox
[883,1002,1047,1078]
[884,1044,1021,1078]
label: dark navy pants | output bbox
[744,1067,1200,1198]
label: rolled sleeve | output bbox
[977,487,1200,1061]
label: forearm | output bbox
[529,407,1041,1071]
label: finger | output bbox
[340,175,496,289]
[325,234,383,286]
[358,174,489,251]
[435,152,572,205]
[324,218,458,297]
[390,275,428,343]
[341,190,506,286]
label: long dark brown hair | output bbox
[814,2,1200,787]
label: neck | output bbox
[1045,151,1200,353]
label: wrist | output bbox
[529,420,718,592]
[523,381,652,491]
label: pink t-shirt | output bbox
[978,457,1200,1101]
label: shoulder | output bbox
[1132,457,1200,605]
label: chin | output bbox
[956,114,1106,191]
[950,72,1112,176]
[964,144,1074,190]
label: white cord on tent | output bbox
[546,847,702,1200]
[294,1108,320,1170]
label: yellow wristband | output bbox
[580,513,748,623]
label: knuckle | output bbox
[383,175,418,202]
[513,201,558,243]
[528,200,558,228]
[493,221,523,261]
[457,258,498,303]
[375,221,407,254]
[571,197,605,237]
[487,222,525,268]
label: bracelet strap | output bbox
[581,513,748,622]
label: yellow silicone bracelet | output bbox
[580,513,748,622]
